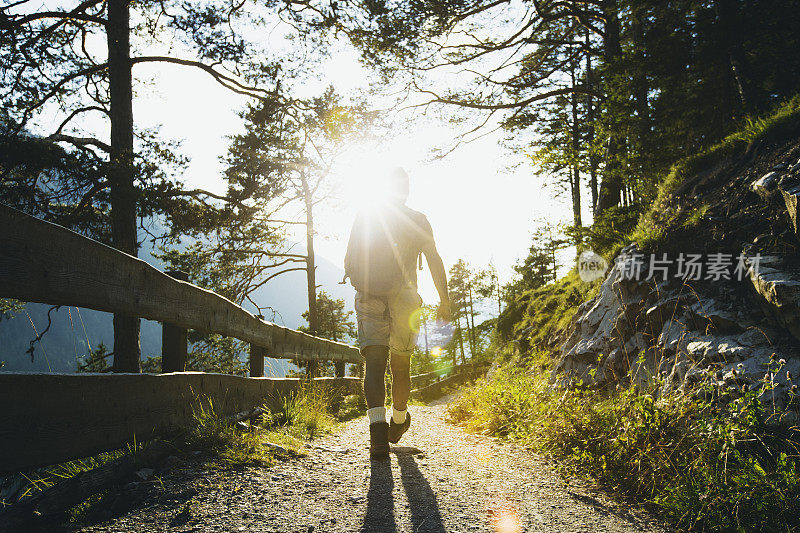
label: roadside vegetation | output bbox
[621,95,800,257]
[449,355,800,531]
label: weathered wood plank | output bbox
[410,365,456,389]
[250,343,266,378]
[0,204,361,363]
[410,363,487,400]
[0,440,176,528]
[162,271,189,372]
[0,372,361,473]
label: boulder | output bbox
[686,300,748,332]
[751,171,781,199]
[736,327,773,347]
[745,253,800,342]
[780,181,800,234]
[553,243,800,413]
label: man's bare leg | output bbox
[363,345,390,458]
[362,345,389,409]
[387,353,411,443]
[390,353,411,412]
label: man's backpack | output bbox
[344,209,409,296]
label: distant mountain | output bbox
[0,241,355,376]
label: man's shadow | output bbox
[362,447,445,533]
[362,456,396,532]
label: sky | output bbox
[132,44,581,305]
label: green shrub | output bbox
[186,399,276,467]
[449,360,800,531]
[271,383,337,440]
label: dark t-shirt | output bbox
[390,204,434,286]
[346,202,434,290]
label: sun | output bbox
[336,145,406,210]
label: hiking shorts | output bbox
[355,286,423,357]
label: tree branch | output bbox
[131,56,279,100]
[47,133,111,152]
[52,106,109,136]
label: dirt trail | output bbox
[77,398,668,533]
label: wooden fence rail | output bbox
[410,365,457,389]
[411,363,487,400]
[0,372,361,473]
[0,203,362,373]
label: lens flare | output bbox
[475,444,492,464]
[430,346,443,357]
[409,307,423,333]
[488,499,522,533]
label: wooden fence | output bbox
[0,203,486,473]
[0,203,364,473]
[410,363,487,400]
[0,372,360,473]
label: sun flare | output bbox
[337,147,408,210]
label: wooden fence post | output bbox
[161,270,188,373]
[250,345,266,378]
[250,314,266,378]
[334,360,346,378]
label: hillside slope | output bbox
[551,99,800,421]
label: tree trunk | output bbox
[496,275,501,317]
[423,317,429,355]
[467,283,476,358]
[631,7,650,190]
[456,315,466,365]
[301,174,319,377]
[107,0,140,372]
[715,0,754,116]
[585,30,598,215]
[595,0,623,217]
[570,63,582,234]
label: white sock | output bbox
[367,407,386,425]
[392,408,407,425]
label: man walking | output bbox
[344,167,450,459]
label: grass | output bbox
[12,443,142,505]
[497,270,600,355]
[184,382,361,465]
[449,356,800,532]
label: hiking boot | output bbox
[369,422,390,459]
[388,412,411,444]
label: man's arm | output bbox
[422,244,451,321]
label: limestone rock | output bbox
[751,171,781,199]
[745,253,800,341]
[780,181,800,234]
[553,242,800,420]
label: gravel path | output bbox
[77,398,668,533]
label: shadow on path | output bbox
[362,457,397,533]
[395,447,446,533]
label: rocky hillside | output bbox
[548,106,800,423]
